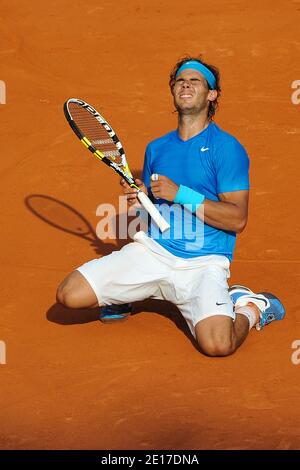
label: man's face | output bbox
[172,68,212,115]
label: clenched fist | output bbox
[150,174,179,202]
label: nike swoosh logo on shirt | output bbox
[216,302,227,306]
[200,147,209,152]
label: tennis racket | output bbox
[63,98,170,233]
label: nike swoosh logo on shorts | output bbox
[200,147,209,152]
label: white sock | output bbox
[235,305,258,330]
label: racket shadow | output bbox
[24,194,124,256]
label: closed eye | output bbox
[175,78,202,84]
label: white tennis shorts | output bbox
[77,231,235,337]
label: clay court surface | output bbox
[1,0,300,450]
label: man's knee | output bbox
[56,271,98,309]
[56,283,65,305]
[195,315,234,357]
[56,282,79,308]
[198,337,234,357]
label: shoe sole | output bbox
[99,314,130,324]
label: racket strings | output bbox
[69,103,123,164]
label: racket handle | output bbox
[137,191,170,233]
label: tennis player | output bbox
[56,56,285,356]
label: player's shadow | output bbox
[46,299,198,350]
[46,303,100,324]
[133,299,198,348]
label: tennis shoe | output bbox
[99,303,132,324]
[228,284,285,330]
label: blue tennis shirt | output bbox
[142,122,250,261]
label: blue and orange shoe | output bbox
[99,303,132,324]
[228,285,285,330]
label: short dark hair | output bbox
[169,55,221,120]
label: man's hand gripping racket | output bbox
[64,98,170,233]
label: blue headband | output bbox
[175,61,216,89]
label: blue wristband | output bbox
[174,185,205,213]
